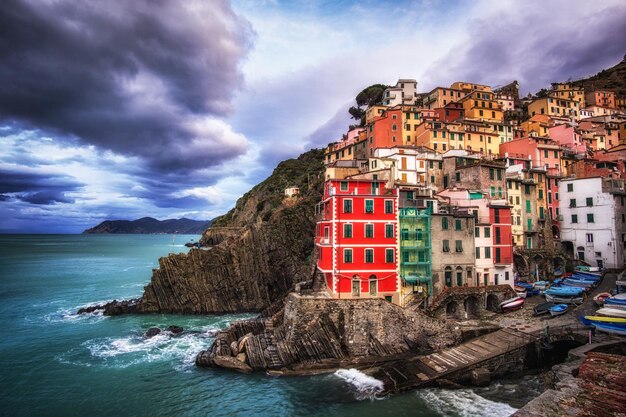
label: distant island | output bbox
[83,217,212,234]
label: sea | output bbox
[0,234,544,417]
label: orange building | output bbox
[460,90,504,122]
[549,82,585,107]
[528,97,580,119]
[585,90,616,109]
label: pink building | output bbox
[548,124,586,155]
[499,137,562,173]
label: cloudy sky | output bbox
[1,0,625,233]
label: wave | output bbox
[334,369,384,400]
[418,388,517,417]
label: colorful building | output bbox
[585,90,616,109]
[316,179,400,303]
[528,97,580,119]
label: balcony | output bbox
[494,256,512,266]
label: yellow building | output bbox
[422,87,465,109]
[365,105,387,124]
[463,120,501,155]
[507,176,523,246]
[450,81,491,93]
[549,82,585,107]
[528,97,580,119]
[520,114,552,137]
[460,90,504,122]
[413,120,466,153]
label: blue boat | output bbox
[570,274,600,283]
[579,316,626,336]
[545,287,585,297]
[574,270,602,278]
[549,304,568,317]
[605,297,626,308]
[563,279,594,288]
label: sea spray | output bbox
[418,388,517,417]
[334,369,384,400]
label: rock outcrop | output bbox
[79,149,325,316]
[197,293,462,373]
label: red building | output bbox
[434,102,465,122]
[316,178,400,303]
[490,202,514,285]
[364,108,403,157]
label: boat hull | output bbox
[596,308,626,319]
[545,293,583,304]
[549,304,568,317]
[533,302,556,316]
[500,296,525,312]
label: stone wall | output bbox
[428,285,517,319]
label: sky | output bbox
[1,0,626,233]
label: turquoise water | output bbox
[0,234,540,417]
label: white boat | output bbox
[596,307,626,318]
[499,296,525,312]
[545,293,584,304]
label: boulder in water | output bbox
[167,325,184,334]
[145,327,162,338]
[213,355,253,374]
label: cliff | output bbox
[93,149,325,315]
[572,54,626,97]
[196,293,462,373]
[83,217,211,234]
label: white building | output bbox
[382,79,418,106]
[559,177,626,269]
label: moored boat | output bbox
[580,316,626,336]
[514,285,527,298]
[545,293,584,304]
[604,297,626,309]
[594,292,612,306]
[545,287,585,297]
[533,302,556,316]
[534,281,549,291]
[595,307,626,319]
[549,304,568,317]
[500,296,525,312]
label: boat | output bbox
[576,266,601,273]
[545,293,584,304]
[595,307,626,319]
[545,287,585,297]
[514,286,527,298]
[580,316,626,336]
[500,296,525,312]
[549,304,569,317]
[604,297,626,309]
[569,274,601,283]
[533,302,556,316]
[562,279,594,289]
[554,268,563,277]
[573,270,602,278]
[594,292,612,306]
[534,281,549,291]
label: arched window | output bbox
[456,266,463,286]
[369,275,377,296]
[444,266,452,287]
[352,275,360,296]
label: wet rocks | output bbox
[77,299,140,316]
[470,368,491,387]
[213,355,253,374]
[167,325,184,334]
[145,327,161,338]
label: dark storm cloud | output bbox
[0,0,252,173]
[423,4,626,93]
[0,167,83,205]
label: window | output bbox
[572,214,578,223]
[587,213,594,223]
[567,183,573,192]
[526,200,531,213]
[385,224,394,238]
[538,189,543,199]
[527,218,532,231]
[365,200,374,213]
[418,251,426,262]
[406,191,414,200]
[524,184,530,194]
[475,247,481,259]
[343,224,353,238]
[495,227,500,244]
[485,227,491,238]
[498,187,503,197]
[586,197,593,207]
[490,186,495,197]
[497,170,502,180]
[385,200,393,214]
[484,247,491,259]
[455,240,463,252]
[495,248,501,263]
[402,250,409,262]
[455,172,461,181]
[344,249,353,263]
[586,233,593,243]
[365,249,374,263]
[365,224,374,238]
[475,227,480,238]
[401,228,409,240]
[570,199,576,208]
[352,278,360,296]
[489,168,494,180]
[455,219,462,231]
[343,199,352,213]
[385,249,394,263]
[417,229,423,240]
[442,217,449,230]
[443,240,450,252]
[340,181,348,191]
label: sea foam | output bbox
[418,388,517,417]
[334,368,384,400]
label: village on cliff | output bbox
[311,74,626,307]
